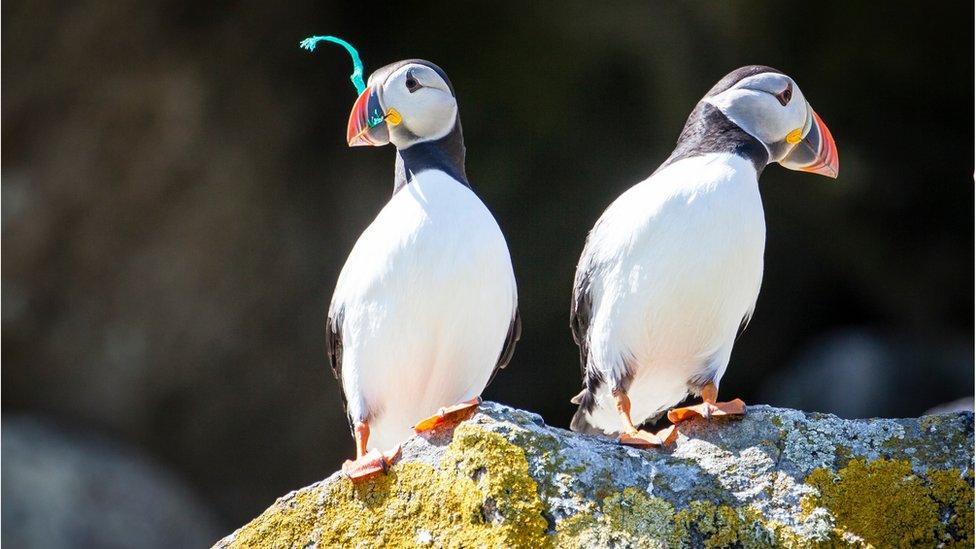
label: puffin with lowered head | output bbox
[569,66,838,447]
[325,59,520,478]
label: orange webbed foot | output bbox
[667,399,746,424]
[618,425,678,448]
[342,446,402,481]
[413,397,481,433]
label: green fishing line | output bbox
[300,35,367,95]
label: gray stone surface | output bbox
[215,402,974,548]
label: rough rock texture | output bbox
[215,403,973,548]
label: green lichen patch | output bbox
[804,459,974,547]
[226,425,549,549]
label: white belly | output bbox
[584,154,765,431]
[331,171,517,449]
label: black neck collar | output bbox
[658,102,768,176]
[393,119,468,193]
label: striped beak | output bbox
[346,86,390,147]
[780,107,839,178]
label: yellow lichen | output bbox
[553,489,824,549]
[927,468,974,548]
[440,424,551,545]
[555,487,674,548]
[223,423,972,549]
[226,425,549,549]
[804,459,974,547]
[670,500,774,548]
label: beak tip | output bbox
[824,148,839,179]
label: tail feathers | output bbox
[570,387,605,436]
[570,408,605,436]
[570,388,669,438]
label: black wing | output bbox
[570,252,594,377]
[487,308,521,386]
[735,308,755,341]
[569,245,605,416]
[325,305,353,433]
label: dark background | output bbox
[3,1,973,546]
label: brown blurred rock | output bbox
[760,328,973,418]
[926,397,975,415]
[2,415,221,548]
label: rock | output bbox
[927,397,975,416]
[3,415,223,549]
[214,403,973,548]
[759,328,974,418]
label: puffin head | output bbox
[346,59,459,149]
[703,66,839,178]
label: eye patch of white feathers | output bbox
[704,73,808,157]
[381,65,458,144]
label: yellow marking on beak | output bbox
[786,128,803,145]
[385,108,402,126]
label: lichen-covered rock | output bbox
[214,403,973,548]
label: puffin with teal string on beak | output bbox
[569,66,838,447]
[302,37,520,480]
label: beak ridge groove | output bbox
[346,86,390,147]
[781,107,839,179]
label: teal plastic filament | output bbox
[300,35,367,95]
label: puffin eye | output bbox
[775,82,793,106]
[405,76,420,92]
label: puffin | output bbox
[569,66,838,447]
[326,59,520,478]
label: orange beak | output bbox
[346,86,390,147]
[780,107,839,178]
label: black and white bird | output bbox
[326,60,520,478]
[569,66,838,447]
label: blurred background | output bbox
[3,1,973,546]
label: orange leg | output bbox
[615,391,678,448]
[667,382,746,424]
[355,421,369,457]
[413,397,482,433]
[341,421,401,481]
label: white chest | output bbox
[332,171,517,448]
[587,154,766,369]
